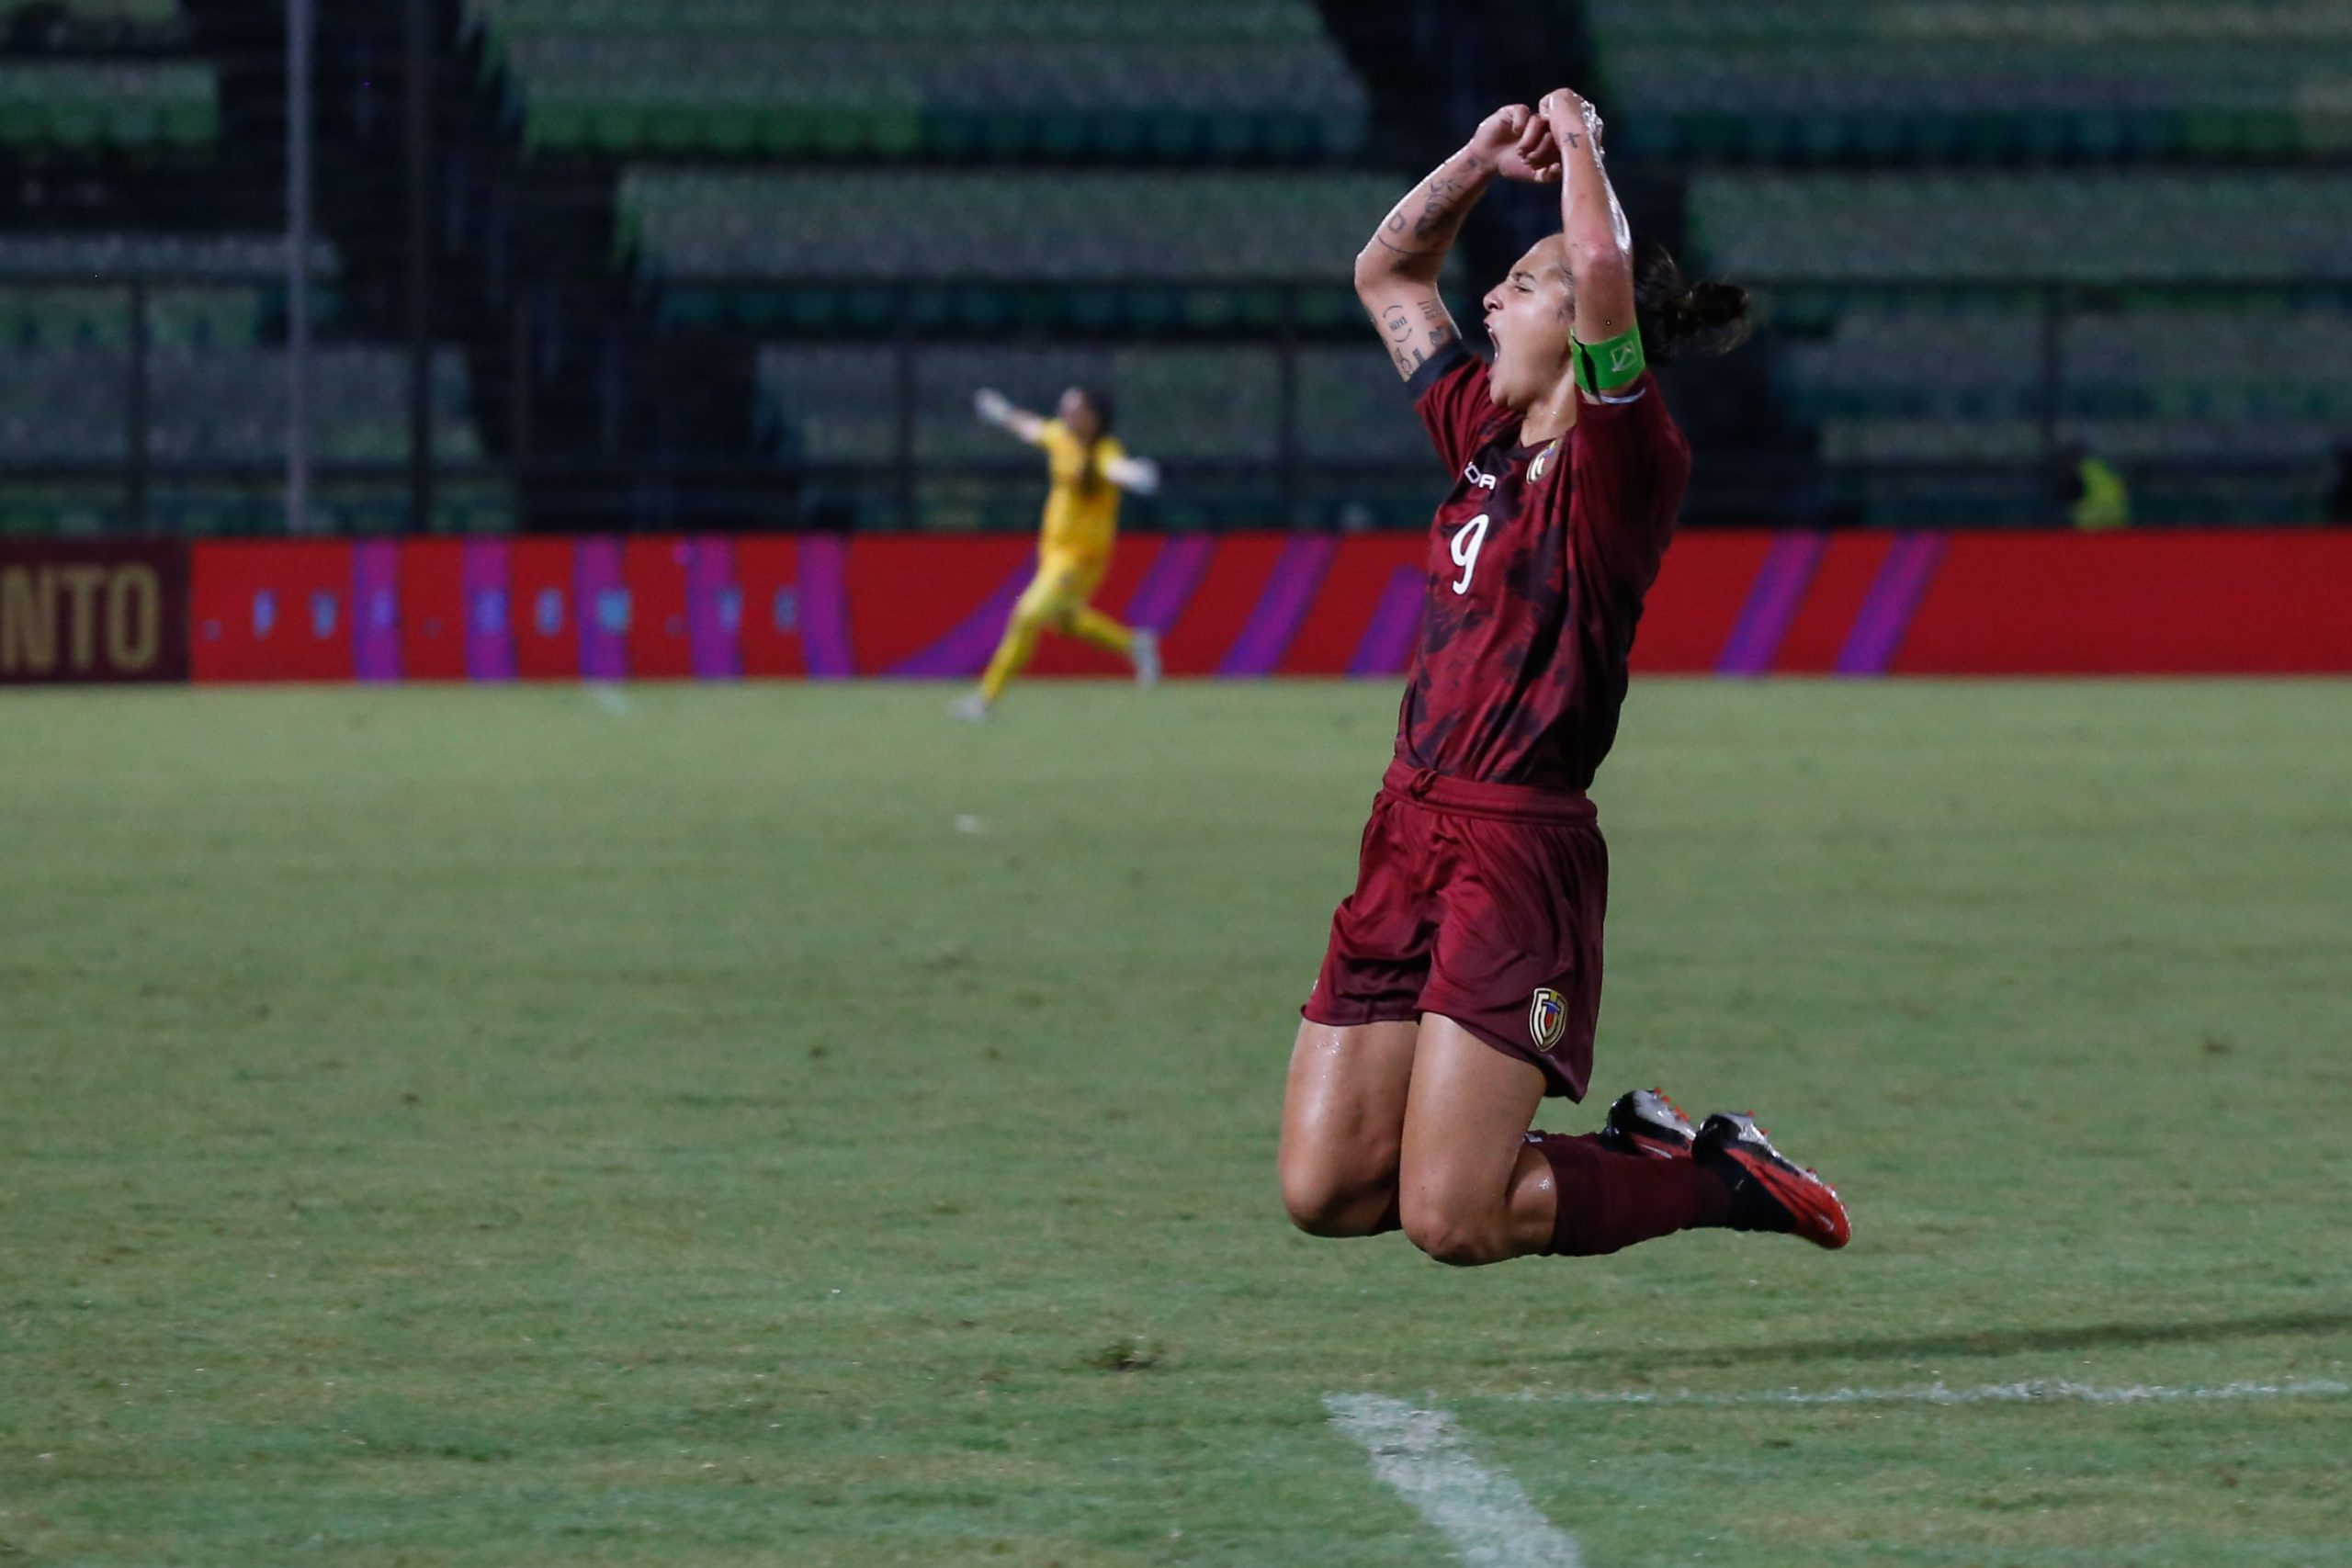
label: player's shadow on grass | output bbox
[1624,1307,2352,1371]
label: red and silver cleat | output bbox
[1598,1088,1698,1160]
[1695,1111,1852,1250]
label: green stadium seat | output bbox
[0,0,182,26]
[1689,173,2352,286]
[756,341,1428,522]
[1584,0,2352,165]
[0,233,334,282]
[622,167,1404,336]
[465,0,1364,162]
[0,238,337,365]
[0,63,217,154]
[0,346,484,469]
[1779,297,2346,526]
[0,353,132,461]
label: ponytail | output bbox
[1634,240,1751,366]
[1073,385,1117,498]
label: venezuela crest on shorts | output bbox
[1528,987,1566,1052]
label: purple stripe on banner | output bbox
[688,536,741,681]
[1121,535,1213,634]
[888,557,1035,679]
[1836,533,1948,677]
[1716,531,1826,677]
[796,534,855,679]
[462,537,514,682]
[352,540,401,682]
[1347,564,1425,678]
[574,536,628,682]
[1219,536,1339,678]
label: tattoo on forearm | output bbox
[1377,315,1459,379]
[1410,153,1487,242]
[1371,152,1490,261]
[1364,152,1486,379]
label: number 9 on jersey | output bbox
[1451,513,1490,595]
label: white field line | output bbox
[1510,1377,2352,1409]
[1325,1393,1585,1568]
[588,682,632,716]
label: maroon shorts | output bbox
[1302,760,1608,1100]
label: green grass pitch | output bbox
[4,679,2348,1566]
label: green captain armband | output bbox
[1572,326,1646,394]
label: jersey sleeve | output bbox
[1567,373,1693,593]
[1408,341,1492,475]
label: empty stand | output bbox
[1699,173,2352,523]
[755,341,1434,531]
[0,233,505,534]
[1690,174,2352,285]
[1589,0,2352,164]
[464,0,1365,162]
[617,167,1398,339]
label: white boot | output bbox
[949,691,989,723]
[1131,627,1161,689]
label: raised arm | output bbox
[1540,90,1637,377]
[1353,106,1557,381]
[974,387,1047,446]
[1103,453,1161,497]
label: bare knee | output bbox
[1280,1156,1394,1238]
[1400,1199,1510,1267]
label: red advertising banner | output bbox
[190,540,358,682]
[0,539,189,684]
[1894,530,2352,675]
[15,527,2342,687]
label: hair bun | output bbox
[1684,280,1749,329]
[1632,242,1753,364]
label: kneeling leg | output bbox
[1277,1019,1416,1236]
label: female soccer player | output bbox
[1278,91,1851,1266]
[952,385,1162,721]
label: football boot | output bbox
[1693,1111,1852,1249]
[1596,1087,1697,1160]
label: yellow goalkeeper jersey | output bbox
[1036,419,1126,562]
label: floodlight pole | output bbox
[286,0,314,534]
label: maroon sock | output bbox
[1532,1132,1732,1257]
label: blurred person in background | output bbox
[2059,441,2132,531]
[1278,90,1850,1273]
[954,386,1162,721]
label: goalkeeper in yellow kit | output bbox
[951,385,1163,721]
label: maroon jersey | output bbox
[1397,341,1691,793]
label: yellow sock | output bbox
[1067,605,1135,658]
[978,611,1044,705]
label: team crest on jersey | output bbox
[1529,440,1560,482]
[1528,987,1567,1052]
